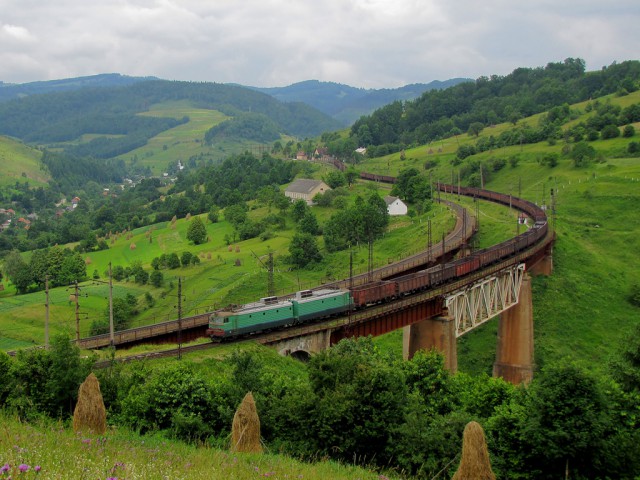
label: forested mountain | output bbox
[0,80,341,159]
[0,73,154,102]
[348,59,640,152]
[251,78,470,125]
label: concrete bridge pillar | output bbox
[493,274,534,384]
[403,313,457,372]
[529,246,553,276]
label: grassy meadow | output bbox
[0,177,463,348]
[0,412,394,480]
[359,92,640,373]
[114,100,282,175]
[0,136,49,188]
[2,89,640,375]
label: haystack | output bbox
[231,392,262,453]
[451,421,495,480]
[73,373,107,435]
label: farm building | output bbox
[285,179,331,205]
[384,196,408,216]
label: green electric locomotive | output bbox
[207,288,352,341]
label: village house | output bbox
[285,179,331,205]
[384,196,408,216]
[295,151,308,161]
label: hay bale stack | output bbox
[452,421,495,480]
[73,373,107,435]
[231,392,262,453]
[130,243,136,250]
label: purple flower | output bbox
[1,463,10,473]
[34,465,42,473]
[19,463,29,472]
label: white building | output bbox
[384,196,408,216]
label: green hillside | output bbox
[0,136,49,187]
[118,100,231,174]
[0,176,459,347]
[0,410,388,480]
[362,91,640,375]
[0,80,341,165]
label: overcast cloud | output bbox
[0,0,638,88]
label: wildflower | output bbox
[34,465,41,473]
[18,464,29,472]
[1,463,10,473]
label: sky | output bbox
[1,0,638,89]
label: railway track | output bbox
[76,179,550,363]
[77,197,477,352]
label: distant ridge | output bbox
[0,73,157,102]
[249,78,472,125]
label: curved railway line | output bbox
[82,177,552,365]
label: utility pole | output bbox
[177,277,183,360]
[45,275,50,348]
[348,248,354,329]
[518,176,522,198]
[551,187,557,232]
[367,233,374,283]
[427,219,432,263]
[462,208,467,249]
[74,280,80,344]
[429,170,433,200]
[267,252,274,297]
[108,262,114,347]
[177,277,183,359]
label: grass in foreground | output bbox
[0,412,395,480]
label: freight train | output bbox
[207,182,548,341]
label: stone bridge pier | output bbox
[270,330,332,361]
[402,267,540,385]
[493,274,534,384]
[402,315,457,372]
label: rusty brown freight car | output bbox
[351,281,397,307]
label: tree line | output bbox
[343,59,640,154]
[0,80,340,158]
[1,332,639,479]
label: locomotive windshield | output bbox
[210,312,231,326]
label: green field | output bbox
[114,100,282,175]
[0,179,460,348]
[357,90,640,373]
[0,410,390,480]
[2,90,640,374]
[0,136,49,187]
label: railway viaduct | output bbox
[79,183,554,385]
[261,184,554,385]
[264,239,552,384]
